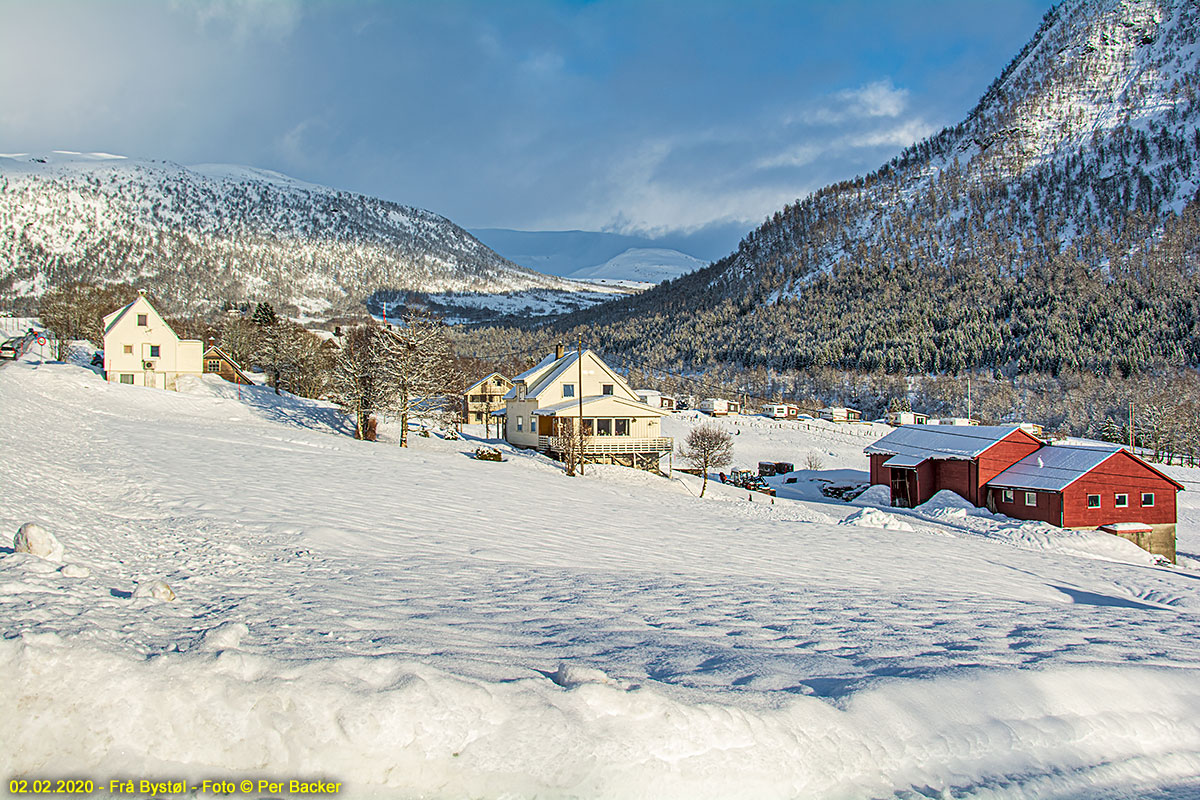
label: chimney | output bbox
[555,343,565,359]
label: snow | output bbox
[4,358,1200,797]
[839,508,914,531]
[990,442,1127,492]
[13,522,64,562]
[567,247,707,284]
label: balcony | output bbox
[538,436,673,455]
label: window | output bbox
[562,384,575,398]
[516,416,523,432]
[602,384,614,395]
[149,345,160,358]
[1024,492,1037,507]
[123,345,133,354]
[597,418,612,436]
[516,384,526,401]
[581,418,595,436]
[206,359,221,372]
[1087,494,1101,509]
[615,418,630,436]
[1115,493,1128,508]
[137,314,148,326]
[1141,492,1155,507]
[119,374,135,385]
[1002,489,1014,503]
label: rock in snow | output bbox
[132,580,176,602]
[13,522,64,562]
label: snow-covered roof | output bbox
[987,444,1122,491]
[465,372,510,393]
[988,443,1183,492]
[865,425,1030,462]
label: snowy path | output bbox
[3,359,1200,798]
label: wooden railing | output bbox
[539,436,673,454]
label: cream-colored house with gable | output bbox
[504,346,672,472]
[102,293,202,390]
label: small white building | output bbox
[634,389,677,411]
[886,410,929,426]
[102,293,202,391]
[819,406,863,423]
[699,397,740,416]
[762,403,800,419]
[935,417,979,426]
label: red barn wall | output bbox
[933,459,972,503]
[1062,451,1178,528]
[987,487,1063,526]
[977,432,1043,488]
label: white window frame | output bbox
[119,374,135,385]
[137,314,148,326]
[516,416,523,432]
[602,384,614,395]
[1114,493,1128,508]
[1024,491,1037,507]
[1002,489,1014,503]
[1141,492,1155,507]
[562,384,575,398]
[1087,494,1101,509]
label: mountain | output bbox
[470,227,728,278]
[547,0,1200,379]
[567,248,707,285]
[0,152,613,319]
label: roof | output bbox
[865,425,1031,462]
[465,372,510,393]
[532,395,669,416]
[988,443,1184,492]
[505,349,638,403]
[202,345,253,385]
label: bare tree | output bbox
[678,423,734,497]
[38,282,139,358]
[551,416,586,476]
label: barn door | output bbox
[890,470,912,508]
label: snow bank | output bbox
[3,639,1200,799]
[839,508,914,532]
[848,484,892,507]
[13,522,63,562]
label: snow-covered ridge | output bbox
[0,151,602,317]
[568,247,707,284]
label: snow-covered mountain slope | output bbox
[0,151,607,318]
[568,247,706,284]
[471,227,717,278]
[562,0,1200,376]
[3,355,1200,796]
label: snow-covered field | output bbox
[4,357,1200,799]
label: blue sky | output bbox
[0,0,1055,258]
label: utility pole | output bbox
[577,338,585,476]
[967,375,972,422]
[1129,400,1135,451]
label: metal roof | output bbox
[986,443,1123,491]
[865,425,1028,462]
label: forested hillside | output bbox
[530,0,1200,378]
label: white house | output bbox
[505,346,672,472]
[935,417,979,426]
[102,293,202,391]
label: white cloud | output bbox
[791,80,911,125]
[177,0,302,42]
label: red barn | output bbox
[986,444,1183,563]
[865,427,1182,562]
[866,425,1042,508]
